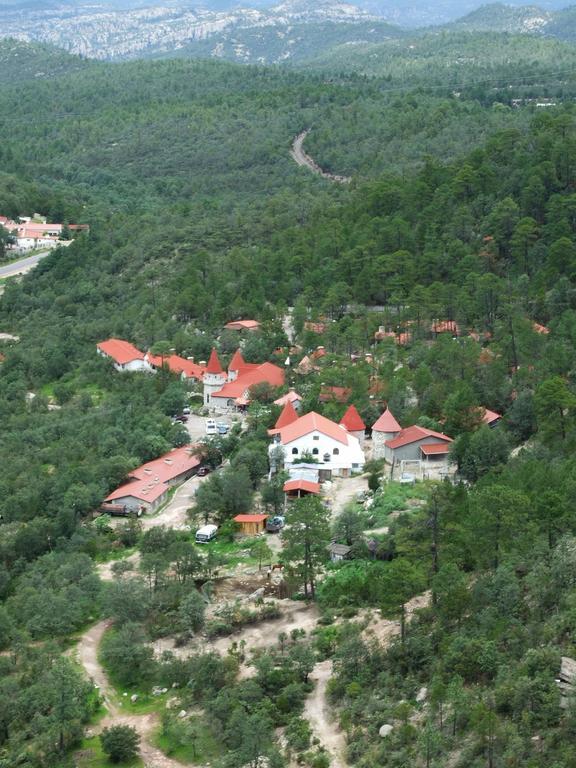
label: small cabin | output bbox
[233,514,268,536]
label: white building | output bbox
[97,338,153,373]
[270,411,365,479]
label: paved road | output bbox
[0,250,50,278]
[290,130,351,184]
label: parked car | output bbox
[266,515,285,533]
[216,422,229,435]
[195,524,218,543]
[174,414,188,423]
[205,419,217,435]
[197,466,210,477]
[182,406,191,415]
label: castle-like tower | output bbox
[203,348,226,407]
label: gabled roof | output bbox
[225,320,260,331]
[146,352,205,381]
[284,479,321,495]
[533,322,550,335]
[482,408,501,425]
[233,514,268,523]
[105,445,200,503]
[340,405,366,432]
[206,348,224,375]
[213,362,284,400]
[275,400,299,429]
[274,390,302,407]
[431,320,460,335]
[319,385,351,404]
[386,425,452,450]
[229,349,245,371]
[97,338,145,365]
[372,408,401,433]
[276,411,350,446]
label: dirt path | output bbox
[305,660,346,768]
[74,620,183,768]
[290,130,351,184]
[326,474,368,522]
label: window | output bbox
[333,448,339,455]
[313,435,319,441]
[312,448,319,456]
[292,447,299,455]
[323,453,330,462]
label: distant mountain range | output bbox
[2,0,576,64]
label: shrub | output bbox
[101,725,140,763]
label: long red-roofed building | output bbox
[146,352,205,381]
[102,445,200,514]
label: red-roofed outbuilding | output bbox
[340,405,366,445]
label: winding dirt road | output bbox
[74,620,182,768]
[290,130,351,184]
[305,660,346,768]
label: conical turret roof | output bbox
[275,400,299,429]
[206,348,223,375]
[340,404,366,432]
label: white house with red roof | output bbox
[101,445,200,514]
[384,425,453,464]
[97,339,153,373]
[270,411,365,478]
[204,348,284,412]
[372,408,402,459]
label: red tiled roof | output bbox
[213,362,284,400]
[97,338,145,365]
[225,320,260,331]
[206,348,223,375]
[421,443,451,455]
[340,404,365,432]
[482,408,501,425]
[311,347,327,360]
[105,445,200,504]
[533,322,550,335]
[283,479,321,495]
[385,425,453,450]
[372,408,401,433]
[229,349,245,371]
[233,514,268,523]
[275,400,299,429]
[276,411,350,446]
[274,390,302,406]
[146,353,205,381]
[319,386,351,404]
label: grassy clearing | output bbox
[364,480,429,528]
[154,715,223,765]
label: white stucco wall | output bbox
[273,430,365,475]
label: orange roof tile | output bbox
[233,514,268,523]
[319,386,351,404]
[213,362,284,400]
[229,349,245,371]
[340,404,366,432]
[372,408,401,433]
[276,411,350,446]
[98,338,145,365]
[283,479,321,495]
[386,425,452,450]
[275,400,299,429]
[421,443,451,455]
[105,445,200,503]
[274,390,302,406]
[206,348,223,375]
[146,352,205,380]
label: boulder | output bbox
[379,724,394,738]
[130,694,139,703]
[416,687,428,703]
[178,710,187,719]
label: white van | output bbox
[195,524,218,544]
[205,419,217,435]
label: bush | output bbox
[101,725,140,763]
[286,716,312,752]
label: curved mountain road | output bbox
[0,250,52,278]
[290,130,351,184]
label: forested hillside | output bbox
[2,34,576,768]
